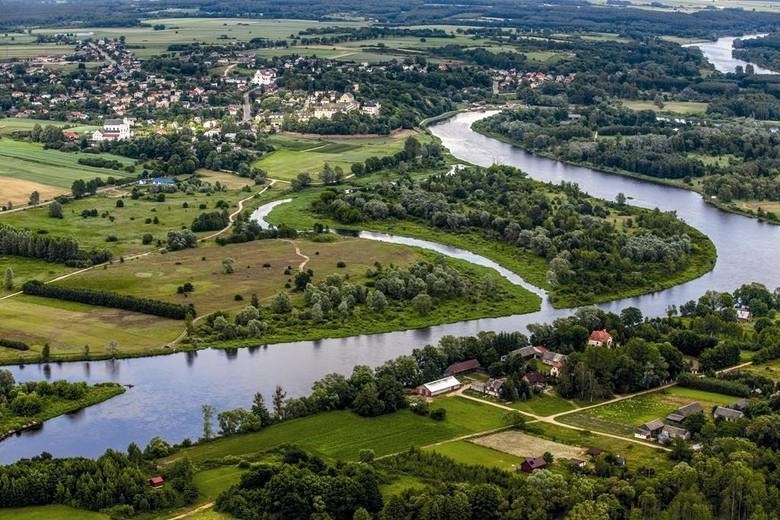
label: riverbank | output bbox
[472,121,780,227]
[0,382,125,441]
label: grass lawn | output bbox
[193,466,244,499]
[0,295,183,363]
[426,440,520,470]
[0,505,108,520]
[379,474,427,498]
[255,132,430,181]
[0,140,135,206]
[622,100,709,114]
[509,393,577,416]
[558,386,737,436]
[0,256,74,297]
[164,396,505,464]
[526,422,671,469]
[0,383,125,436]
[0,119,99,136]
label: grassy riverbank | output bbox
[0,382,125,438]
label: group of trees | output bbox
[0,448,197,516]
[215,447,382,519]
[313,164,709,305]
[190,210,229,232]
[0,223,111,267]
[22,280,194,320]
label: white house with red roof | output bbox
[587,329,613,348]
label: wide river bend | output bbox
[1,111,779,463]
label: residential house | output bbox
[471,378,506,398]
[586,447,603,457]
[736,308,751,322]
[520,457,547,473]
[444,359,481,377]
[634,419,665,440]
[713,406,744,421]
[540,351,567,376]
[362,100,381,116]
[149,476,165,488]
[415,376,461,397]
[522,372,548,388]
[659,424,690,441]
[251,68,277,86]
[666,402,703,423]
[588,330,613,347]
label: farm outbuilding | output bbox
[416,376,462,397]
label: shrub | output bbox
[430,408,447,421]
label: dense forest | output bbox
[312,164,715,305]
[734,33,780,73]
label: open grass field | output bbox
[0,140,135,204]
[472,430,586,460]
[255,131,430,181]
[740,359,780,381]
[509,393,577,416]
[622,100,709,114]
[35,18,366,59]
[58,232,539,347]
[193,465,244,499]
[558,386,737,436]
[0,256,74,297]
[163,395,505,464]
[426,440,521,470]
[0,119,99,136]
[0,44,74,60]
[1,183,269,255]
[0,295,183,363]
[525,422,671,469]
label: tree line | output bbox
[0,223,111,267]
[22,280,194,320]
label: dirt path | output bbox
[222,63,237,78]
[283,240,310,271]
[167,502,215,520]
[200,180,276,242]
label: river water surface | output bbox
[685,34,778,75]
[2,111,780,463]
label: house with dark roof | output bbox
[634,419,665,440]
[520,457,547,473]
[444,359,481,377]
[666,402,703,423]
[586,447,603,457]
[540,351,567,376]
[522,372,548,388]
[714,406,745,421]
[471,378,506,398]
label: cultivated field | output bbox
[0,140,135,203]
[472,430,587,460]
[558,386,737,436]
[0,119,98,136]
[0,44,74,60]
[622,100,709,114]
[35,18,367,59]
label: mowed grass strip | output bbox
[508,393,577,416]
[426,440,521,470]
[0,505,108,520]
[166,396,505,464]
[558,386,737,436]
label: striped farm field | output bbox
[0,140,136,205]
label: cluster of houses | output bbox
[491,69,576,93]
[634,398,747,443]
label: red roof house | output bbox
[149,476,165,488]
[588,330,613,347]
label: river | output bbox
[2,111,780,463]
[685,34,778,75]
